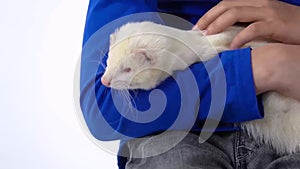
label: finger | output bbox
[196,0,263,30]
[205,6,266,35]
[230,21,273,49]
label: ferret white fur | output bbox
[102,21,300,154]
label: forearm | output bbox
[81,48,264,140]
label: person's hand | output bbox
[251,43,300,101]
[194,0,300,49]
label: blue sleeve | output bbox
[80,0,263,141]
[207,48,264,123]
[281,0,300,6]
[82,0,158,45]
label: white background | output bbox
[0,0,117,168]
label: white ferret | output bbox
[101,21,300,154]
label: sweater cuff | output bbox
[221,47,264,122]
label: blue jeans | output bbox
[124,130,300,169]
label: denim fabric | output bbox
[124,130,300,169]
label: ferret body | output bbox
[102,21,300,154]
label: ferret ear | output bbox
[133,49,156,65]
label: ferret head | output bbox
[101,27,169,90]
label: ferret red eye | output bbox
[123,68,131,73]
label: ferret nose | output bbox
[101,77,111,87]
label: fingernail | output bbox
[192,25,199,31]
[201,30,208,35]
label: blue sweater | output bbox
[80,0,300,168]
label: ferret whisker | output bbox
[118,90,134,117]
[118,89,138,117]
[90,49,108,69]
[128,92,137,111]
[100,61,106,69]
[123,90,134,108]
[125,91,138,119]
[98,49,107,56]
